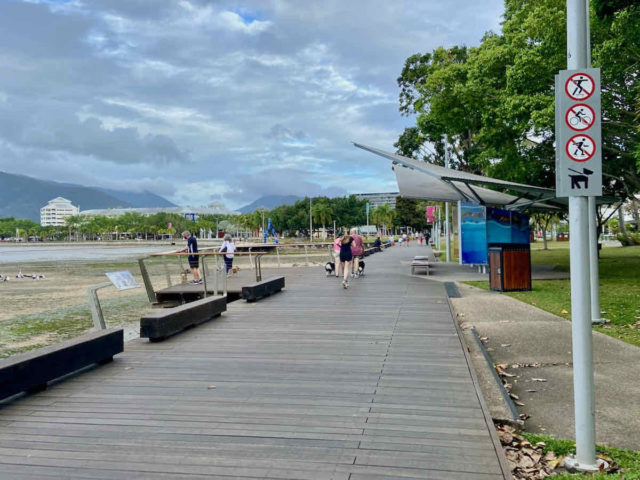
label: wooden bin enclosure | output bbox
[488,243,531,292]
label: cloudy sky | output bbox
[0,0,503,209]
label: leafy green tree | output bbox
[396,0,640,209]
[312,198,333,237]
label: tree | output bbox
[394,197,427,231]
[397,0,640,215]
[371,204,395,236]
[312,198,333,238]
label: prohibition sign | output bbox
[565,134,595,162]
[565,72,595,101]
[565,103,595,131]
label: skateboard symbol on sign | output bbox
[565,73,595,101]
[566,134,595,162]
[565,104,594,131]
[568,167,593,189]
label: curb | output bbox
[469,326,524,428]
[446,290,514,480]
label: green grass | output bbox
[521,432,640,479]
[465,244,640,347]
[0,293,150,358]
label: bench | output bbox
[411,260,431,275]
[0,328,123,402]
[242,276,285,303]
[140,295,226,341]
[413,255,430,261]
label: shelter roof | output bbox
[354,143,558,210]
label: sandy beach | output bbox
[0,243,329,357]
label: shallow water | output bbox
[0,244,170,264]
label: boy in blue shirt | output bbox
[179,230,201,284]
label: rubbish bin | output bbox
[488,243,531,292]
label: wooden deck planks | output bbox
[0,246,509,479]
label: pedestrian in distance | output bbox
[339,230,353,289]
[220,233,236,275]
[178,231,201,284]
[350,228,363,278]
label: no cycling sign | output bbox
[555,68,602,197]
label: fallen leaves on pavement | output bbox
[497,424,563,479]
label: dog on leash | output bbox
[325,261,335,276]
[357,260,365,277]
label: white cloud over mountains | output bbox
[0,0,503,208]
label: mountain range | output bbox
[0,172,175,222]
[237,195,304,214]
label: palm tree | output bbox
[313,200,333,239]
[372,204,394,236]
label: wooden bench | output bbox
[140,295,226,341]
[414,255,430,261]
[0,328,123,402]
[411,260,431,275]
[242,276,285,303]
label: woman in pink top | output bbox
[332,235,342,277]
[350,228,364,278]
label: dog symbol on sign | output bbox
[568,168,593,189]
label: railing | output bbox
[138,242,334,304]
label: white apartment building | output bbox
[40,197,79,226]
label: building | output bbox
[79,204,236,218]
[355,192,399,210]
[40,197,79,226]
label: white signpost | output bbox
[557,0,606,473]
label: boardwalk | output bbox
[0,246,509,479]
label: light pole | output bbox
[444,142,451,262]
[309,197,313,241]
[563,0,601,472]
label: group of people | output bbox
[397,231,431,246]
[178,230,237,284]
[332,228,364,289]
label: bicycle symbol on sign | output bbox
[565,103,595,132]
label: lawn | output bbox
[521,432,640,479]
[465,243,640,348]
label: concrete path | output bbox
[0,245,510,479]
[451,283,640,451]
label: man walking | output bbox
[178,230,201,284]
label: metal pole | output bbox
[565,0,597,471]
[589,197,602,323]
[309,197,313,241]
[445,145,451,262]
[457,201,462,264]
[87,282,112,330]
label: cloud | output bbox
[0,0,504,209]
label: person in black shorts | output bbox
[339,230,353,289]
[179,230,201,284]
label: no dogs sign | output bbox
[555,68,602,197]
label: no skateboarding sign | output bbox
[555,68,602,197]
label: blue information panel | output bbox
[460,203,488,265]
[460,205,530,264]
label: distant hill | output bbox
[96,187,175,209]
[237,195,304,214]
[0,171,176,222]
